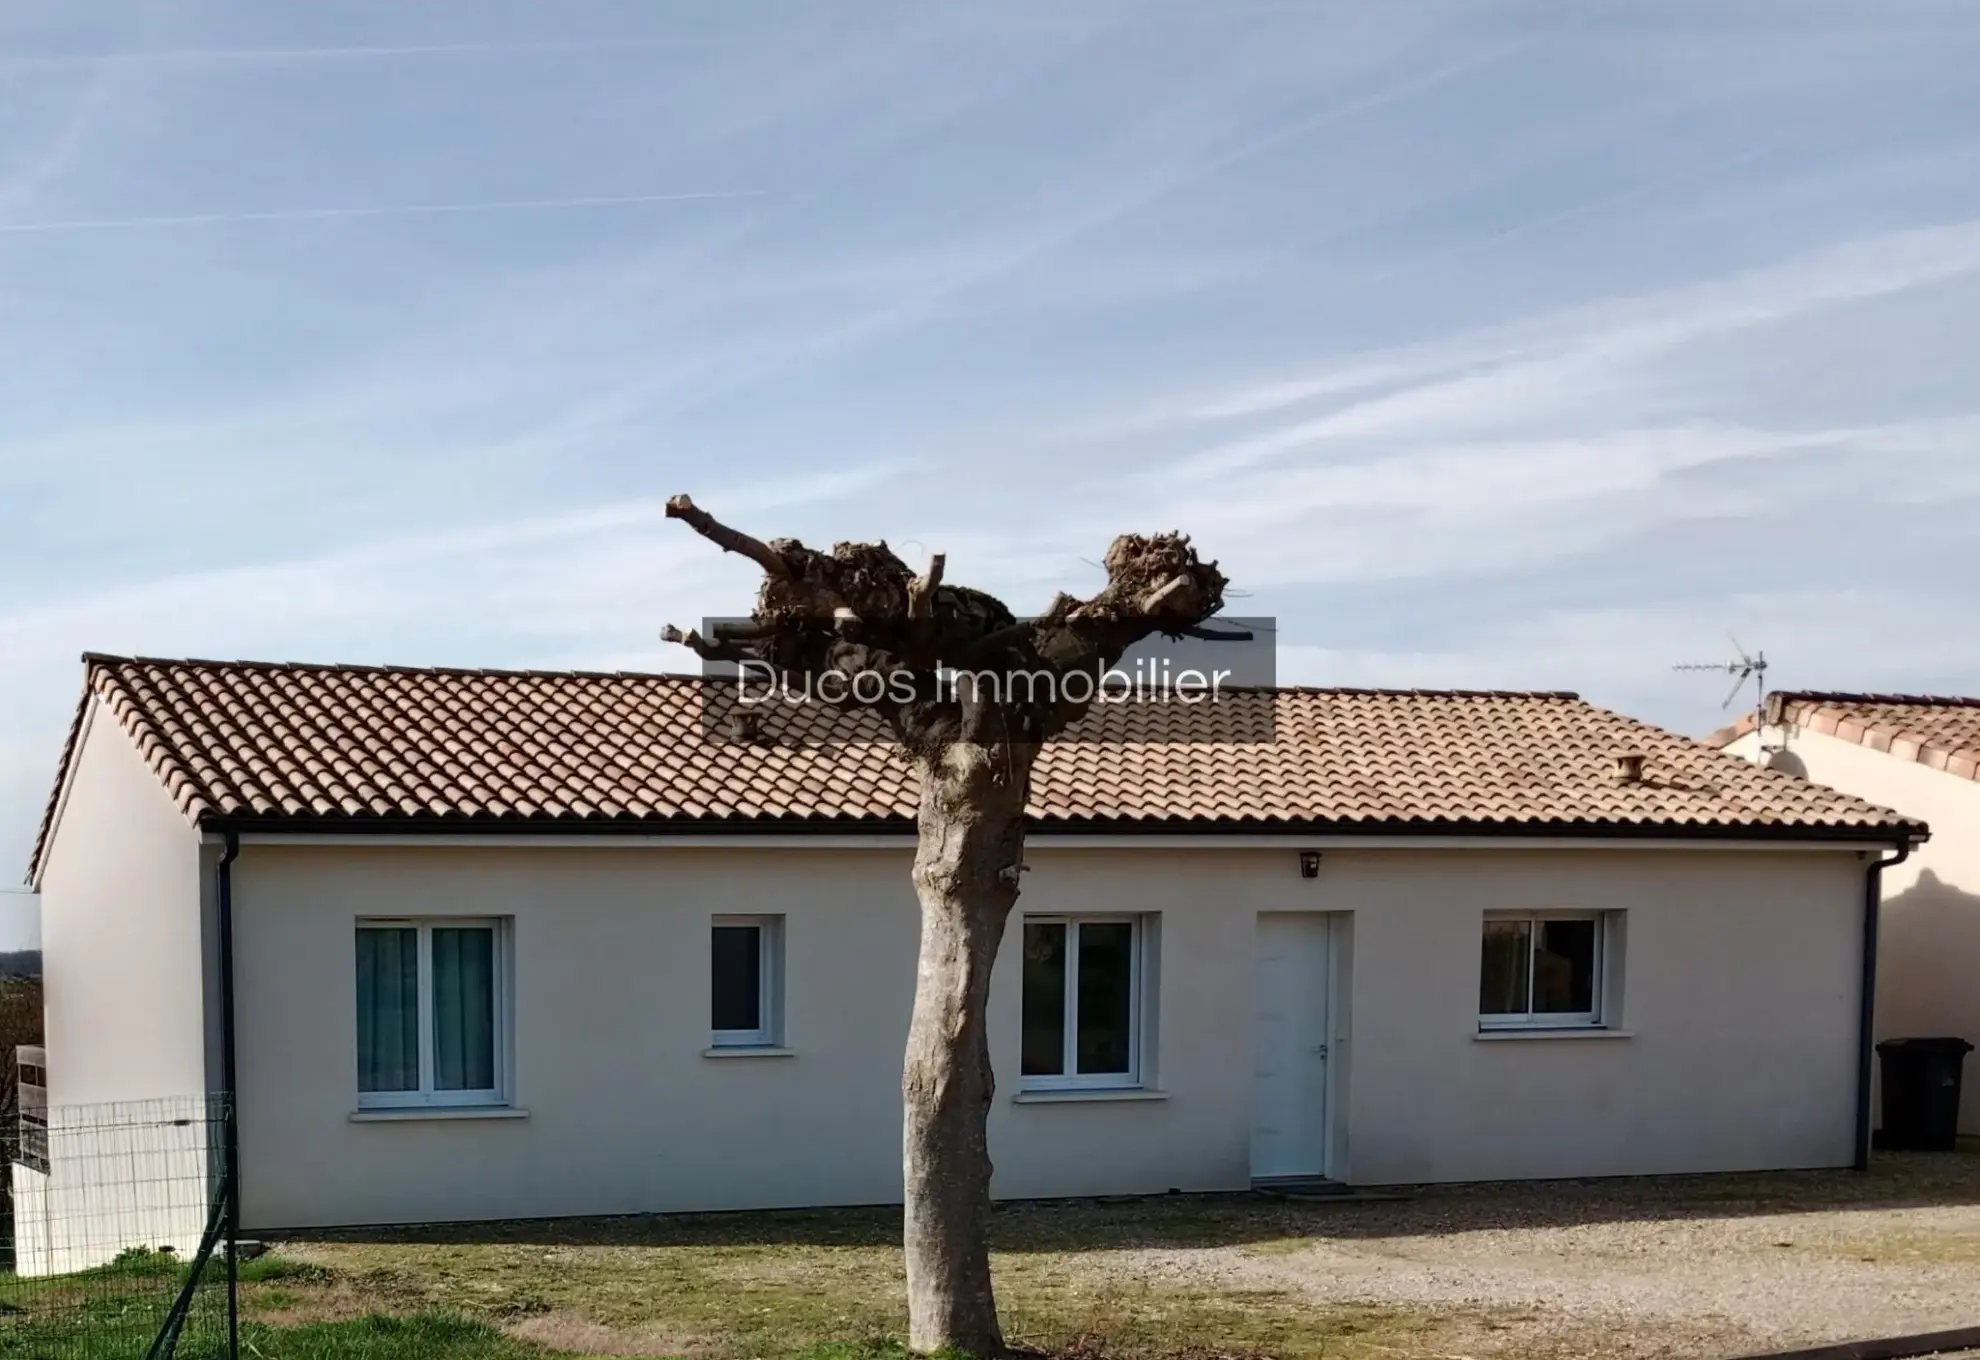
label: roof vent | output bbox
[727,710,763,745]
[1613,752,1648,784]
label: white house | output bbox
[1717,690,1980,1133]
[23,654,1923,1245]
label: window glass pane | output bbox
[356,928,420,1092]
[1021,923,1067,1077]
[711,925,763,1033]
[432,927,496,1091]
[1075,922,1134,1076]
[1479,919,1532,1016]
[1534,919,1597,1014]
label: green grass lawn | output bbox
[0,1248,219,1359]
[0,1250,545,1360]
[1,1205,1448,1359]
[251,1198,1450,1360]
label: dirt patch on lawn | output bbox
[504,1312,715,1357]
[245,1277,408,1327]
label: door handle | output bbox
[1312,1044,1329,1057]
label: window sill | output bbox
[1475,1028,1633,1042]
[1013,1088,1168,1105]
[701,1046,796,1059]
[349,1106,529,1123]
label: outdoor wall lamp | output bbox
[1299,850,1323,878]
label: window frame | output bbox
[1020,914,1145,1092]
[1478,910,1607,1031]
[16,1048,48,1174]
[710,915,784,1049]
[355,918,511,1110]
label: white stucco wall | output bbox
[230,839,1869,1230]
[10,1101,218,1277]
[36,699,208,1107]
[1728,725,1980,1132]
[1330,849,1863,1182]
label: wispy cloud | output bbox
[523,27,1546,429]
[0,190,767,235]
[0,465,895,868]
[0,464,894,644]
[1148,423,1974,593]
[0,51,125,220]
[1177,217,1980,476]
[1278,586,1980,724]
[0,39,696,68]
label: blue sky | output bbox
[4,2,1980,944]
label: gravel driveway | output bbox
[1109,1149,1980,1358]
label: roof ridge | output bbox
[77,656,1580,702]
[81,653,712,685]
[1775,689,1980,710]
[1267,685,1581,700]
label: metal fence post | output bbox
[218,829,242,1360]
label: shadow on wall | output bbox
[1880,870,1980,1136]
[1764,749,1809,780]
[274,1150,1980,1251]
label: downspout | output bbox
[216,830,241,1355]
[1855,838,1913,1171]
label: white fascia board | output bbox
[29,697,100,891]
[208,830,1886,854]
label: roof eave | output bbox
[1772,698,1980,784]
[26,674,101,888]
[197,810,1926,846]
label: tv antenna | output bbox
[1674,636,1779,749]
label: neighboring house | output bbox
[1717,691,1980,1133]
[23,655,1923,1245]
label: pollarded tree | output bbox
[661,496,1227,1356]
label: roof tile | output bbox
[1713,690,1980,787]
[25,657,1922,882]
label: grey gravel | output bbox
[1109,1152,1980,1359]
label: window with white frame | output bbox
[356,920,509,1108]
[1479,912,1607,1029]
[1021,916,1144,1089]
[711,916,783,1047]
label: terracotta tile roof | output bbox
[28,656,1922,882]
[1714,691,1980,783]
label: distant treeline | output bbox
[0,951,41,979]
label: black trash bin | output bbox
[1876,1037,1975,1152]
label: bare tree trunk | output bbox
[902,741,1032,1356]
[661,496,1226,1355]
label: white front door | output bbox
[1251,914,1332,1180]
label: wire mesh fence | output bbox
[1,1093,233,1360]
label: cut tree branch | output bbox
[664,495,790,579]
[1136,573,1194,616]
[962,619,1037,663]
[907,553,946,619]
[660,623,760,666]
